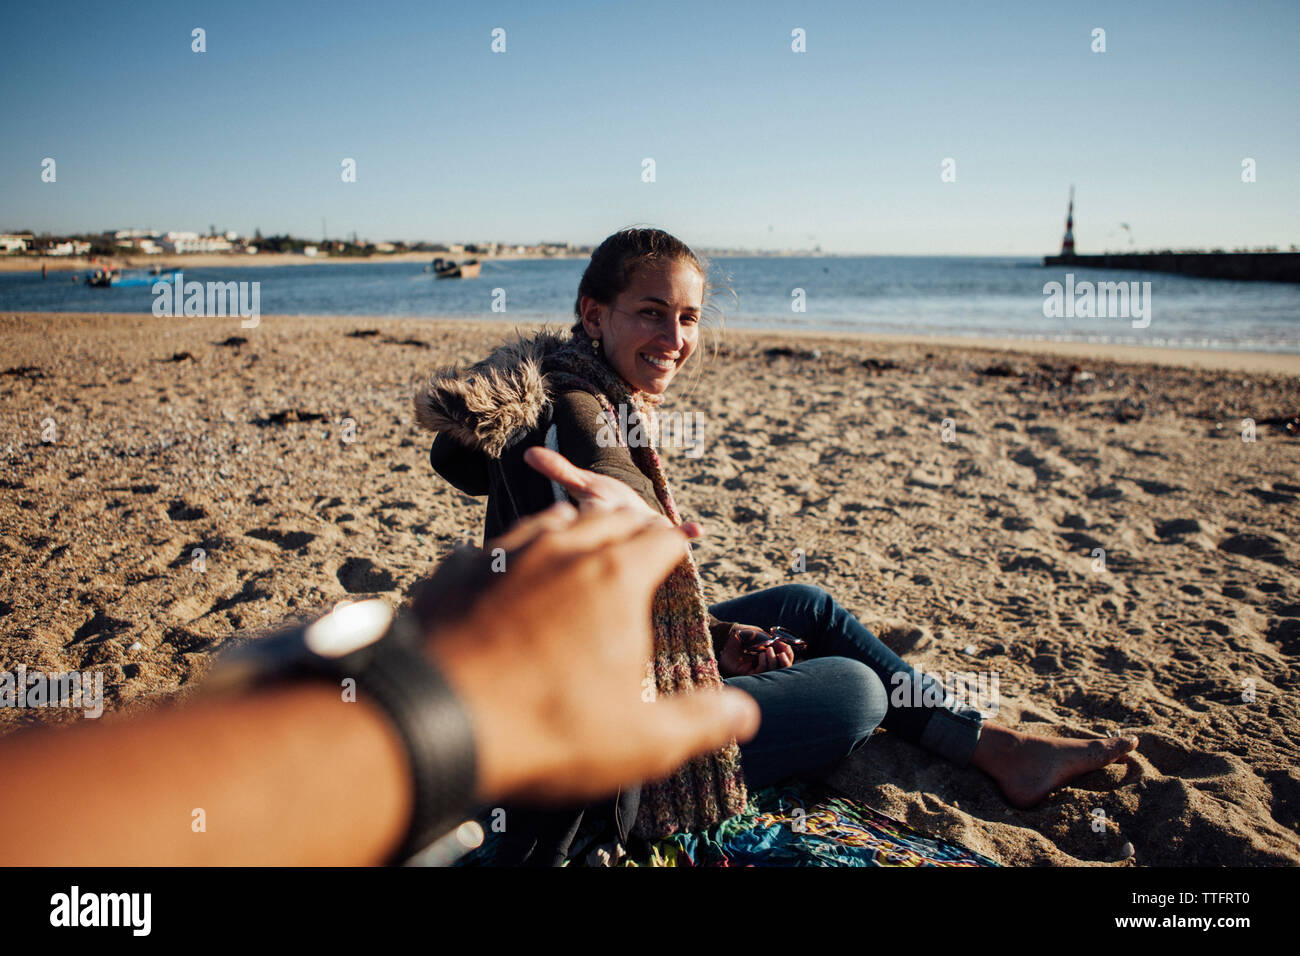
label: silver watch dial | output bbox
[304,600,394,658]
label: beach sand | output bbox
[2,311,1298,866]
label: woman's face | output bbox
[580,259,703,395]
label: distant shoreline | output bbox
[14,311,1298,374]
[0,250,589,274]
[0,250,854,273]
[0,251,1102,275]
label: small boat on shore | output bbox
[431,257,481,279]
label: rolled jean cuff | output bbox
[918,706,984,768]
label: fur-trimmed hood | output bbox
[413,328,571,459]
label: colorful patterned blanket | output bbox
[453,780,1001,867]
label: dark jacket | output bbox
[414,329,733,656]
[413,330,734,864]
[430,387,666,538]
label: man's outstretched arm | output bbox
[0,498,759,866]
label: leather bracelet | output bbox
[205,603,480,866]
[358,614,480,863]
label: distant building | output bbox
[0,234,32,252]
[302,245,320,257]
[45,240,91,256]
[116,236,162,254]
[160,231,233,254]
[372,242,396,253]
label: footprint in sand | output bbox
[1126,477,1184,496]
[337,557,397,594]
[206,578,273,616]
[106,483,159,494]
[1265,618,1300,656]
[999,554,1055,573]
[1010,447,1078,483]
[1218,533,1290,567]
[161,627,218,655]
[169,537,225,568]
[1137,734,1238,780]
[166,500,206,521]
[245,528,317,552]
[1263,770,1300,832]
[1059,531,1106,551]
[1155,518,1201,539]
[1086,484,1124,501]
[251,409,328,427]
[1247,486,1298,504]
[70,609,131,645]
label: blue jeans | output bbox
[710,584,985,789]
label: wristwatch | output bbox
[204,599,479,864]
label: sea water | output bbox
[2,256,1297,353]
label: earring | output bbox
[591,337,600,352]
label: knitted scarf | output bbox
[541,328,749,839]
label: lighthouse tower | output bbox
[1060,186,1076,258]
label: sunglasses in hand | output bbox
[734,625,807,658]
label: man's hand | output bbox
[522,445,702,537]
[718,625,796,678]
[423,502,759,805]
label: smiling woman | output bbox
[570,229,709,394]
[414,226,1141,866]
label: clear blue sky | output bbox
[3,0,1297,254]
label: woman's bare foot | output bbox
[970,724,1139,809]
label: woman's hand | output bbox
[524,444,652,516]
[523,444,656,517]
[718,625,796,678]
[523,445,702,537]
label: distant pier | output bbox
[1042,252,1299,283]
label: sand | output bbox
[2,311,1298,867]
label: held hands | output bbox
[522,445,702,537]
[526,447,793,682]
[718,625,797,678]
[422,501,760,806]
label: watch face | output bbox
[304,599,394,658]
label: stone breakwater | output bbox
[1042,252,1300,284]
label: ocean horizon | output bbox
[3,255,1298,353]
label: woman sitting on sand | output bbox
[415,227,1137,859]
